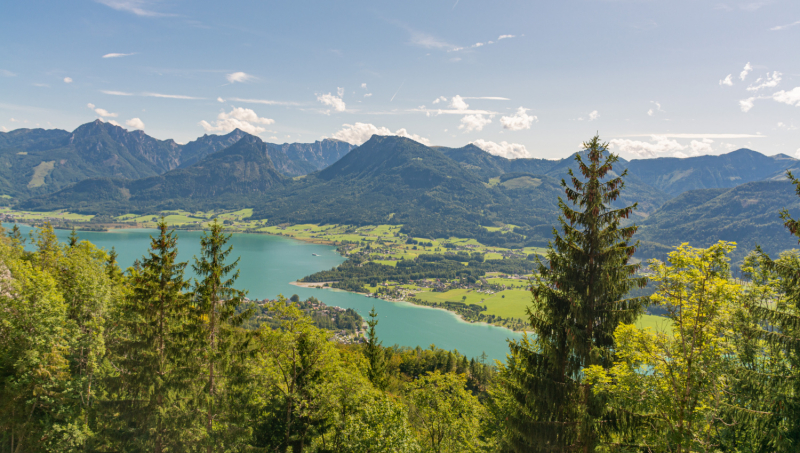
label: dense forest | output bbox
[2,136,800,452]
[302,252,535,292]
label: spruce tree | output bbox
[190,220,251,452]
[365,306,388,390]
[105,218,192,452]
[8,223,23,245]
[735,170,800,449]
[502,135,646,452]
[68,226,79,247]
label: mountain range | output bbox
[8,120,800,262]
[0,120,353,199]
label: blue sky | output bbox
[1,0,798,160]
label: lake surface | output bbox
[8,224,524,362]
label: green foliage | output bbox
[502,135,646,451]
[101,218,196,452]
[366,307,388,390]
[586,242,744,451]
[407,371,487,452]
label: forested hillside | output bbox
[4,137,799,451]
[0,121,354,199]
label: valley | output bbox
[2,122,798,339]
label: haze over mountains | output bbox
[4,120,800,262]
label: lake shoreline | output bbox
[290,280,530,334]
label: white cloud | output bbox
[409,30,456,50]
[317,93,346,112]
[226,72,254,83]
[217,97,225,103]
[87,103,118,118]
[740,62,753,81]
[364,93,372,98]
[462,96,510,100]
[0,69,15,77]
[609,136,687,158]
[432,96,447,104]
[143,92,203,100]
[95,0,175,17]
[772,20,800,31]
[688,138,714,156]
[796,148,800,158]
[622,133,765,139]
[9,118,17,122]
[107,120,121,127]
[102,90,134,96]
[64,77,73,83]
[228,97,301,106]
[719,74,733,86]
[331,122,430,146]
[498,34,516,40]
[450,95,469,110]
[500,107,537,130]
[772,87,800,106]
[337,87,344,97]
[588,110,599,121]
[471,139,530,159]
[199,106,275,135]
[648,101,664,116]
[747,71,782,91]
[126,118,145,130]
[739,97,756,112]
[102,52,135,58]
[361,83,367,89]
[459,114,492,132]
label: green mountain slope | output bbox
[0,120,182,198]
[23,135,286,213]
[636,180,800,262]
[626,149,797,196]
[0,123,354,200]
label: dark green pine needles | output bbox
[502,135,647,452]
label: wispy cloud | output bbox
[95,0,176,17]
[740,62,753,81]
[0,69,15,77]
[621,133,765,139]
[747,71,782,91]
[143,92,203,100]
[102,90,202,99]
[87,103,118,118]
[740,1,772,12]
[409,30,456,50]
[228,97,302,106]
[63,77,73,83]
[102,52,137,58]
[771,20,800,31]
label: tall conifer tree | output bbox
[365,307,388,390]
[502,135,646,452]
[105,218,192,452]
[190,220,251,452]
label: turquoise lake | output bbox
[8,224,524,362]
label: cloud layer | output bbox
[471,139,530,159]
[500,107,537,130]
[332,122,430,146]
[199,107,275,134]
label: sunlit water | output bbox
[7,224,524,362]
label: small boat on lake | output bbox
[312,253,319,256]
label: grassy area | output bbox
[28,161,55,188]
